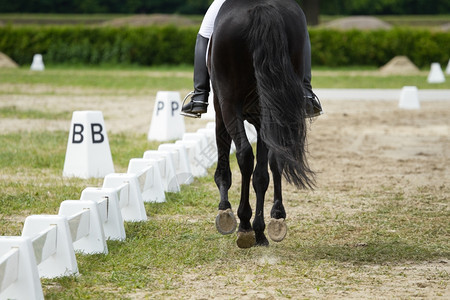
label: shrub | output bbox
[0,25,448,68]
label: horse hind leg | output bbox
[252,132,270,246]
[214,111,237,235]
[267,152,288,242]
[233,121,256,248]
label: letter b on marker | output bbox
[63,111,114,178]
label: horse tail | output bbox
[246,4,315,189]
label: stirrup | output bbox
[180,92,200,118]
[180,91,208,118]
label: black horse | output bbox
[209,0,315,248]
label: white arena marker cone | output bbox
[63,111,114,179]
[427,62,445,83]
[446,59,450,75]
[148,91,185,141]
[203,86,216,120]
[30,54,45,71]
[399,86,420,110]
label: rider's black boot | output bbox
[181,34,210,118]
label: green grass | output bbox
[1,67,449,92]
[0,67,193,93]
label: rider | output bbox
[181,0,323,118]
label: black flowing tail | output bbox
[247,4,315,189]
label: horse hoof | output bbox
[267,218,287,242]
[215,209,237,235]
[236,231,256,249]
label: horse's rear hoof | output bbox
[267,218,287,242]
[215,209,237,235]
[236,231,256,249]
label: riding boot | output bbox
[181,34,210,118]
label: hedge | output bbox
[0,25,449,68]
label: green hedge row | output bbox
[310,28,450,68]
[0,26,197,66]
[1,26,449,68]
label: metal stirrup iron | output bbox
[180,92,209,118]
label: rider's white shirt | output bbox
[198,0,226,38]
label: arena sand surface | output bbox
[0,86,449,298]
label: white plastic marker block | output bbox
[203,86,216,120]
[63,111,114,179]
[244,121,258,144]
[143,150,180,193]
[148,91,185,141]
[30,54,45,71]
[58,200,108,254]
[427,62,445,83]
[0,237,44,300]
[175,140,207,177]
[158,143,193,185]
[102,173,148,222]
[22,215,78,278]
[127,158,165,203]
[399,86,420,110]
[80,187,126,240]
[446,59,450,75]
[183,132,216,169]
[127,160,154,199]
[197,127,218,163]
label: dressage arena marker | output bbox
[398,86,420,110]
[148,91,185,141]
[63,111,115,179]
[58,200,108,255]
[143,150,181,193]
[30,54,45,71]
[0,103,219,298]
[175,140,208,177]
[158,143,194,185]
[80,187,127,240]
[427,62,446,83]
[102,174,148,222]
[0,237,44,299]
[203,87,216,120]
[127,158,166,203]
[22,215,78,278]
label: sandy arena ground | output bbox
[0,87,449,298]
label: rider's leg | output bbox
[182,0,226,117]
[181,34,210,115]
[303,31,323,118]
